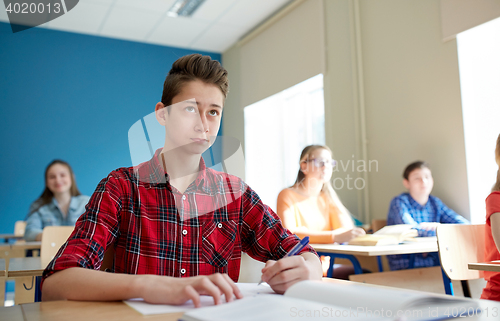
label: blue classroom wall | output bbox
[0,22,222,234]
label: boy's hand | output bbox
[136,273,243,307]
[260,252,322,294]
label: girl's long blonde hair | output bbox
[493,134,500,192]
[293,145,351,219]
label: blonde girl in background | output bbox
[277,145,366,278]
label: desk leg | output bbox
[34,276,42,302]
[328,256,334,278]
[408,254,416,269]
[376,256,383,272]
[0,277,5,305]
[316,252,363,275]
[441,267,454,295]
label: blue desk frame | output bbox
[317,251,454,295]
[34,276,42,302]
[316,251,413,277]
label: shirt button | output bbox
[182,229,187,235]
[180,268,186,274]
[182,195,186,200]
[217,223,223,228]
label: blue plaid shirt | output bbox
[386,193,469,270]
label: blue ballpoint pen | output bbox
[258,236,310,285]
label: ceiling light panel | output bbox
[168,0,207,17]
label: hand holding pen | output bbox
[258,236,310,285]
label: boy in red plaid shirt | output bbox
[42,54,322,306]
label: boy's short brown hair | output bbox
[403,161,430,180]
[161,54,229,108]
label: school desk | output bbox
[0,305,23,321]
[0,300,183,321]
[7,257,43,278]
[468,261,500,273]
[0,242,42,266]
[0,259,5,277]
[312,241,456,294]
[312,240,438,274]
[1,280,500,321]
[0,258,5,304]
[0,244,9,257]
[0,234,24,244]
[7,257,43,304]
[10,241,41,252]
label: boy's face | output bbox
[156,79,224,155]
[403,167,434,198]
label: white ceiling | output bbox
[0,0,292,53]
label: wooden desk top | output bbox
[10,241,42,251]
[0,234,24,242]
[468,260,500,272]
[2,283,500,321]
[0,301,183,321]
[312,240,438,256]
[0,305,24,321]
[0,258,5,277]
[7,257,44,278]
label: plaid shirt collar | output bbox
[406,193,428,210]
[135,148,219,195]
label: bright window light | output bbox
[244,74,325,212]
[457,17,500,223]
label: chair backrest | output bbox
[371,219,387,233]
[436,224,485,281]
[41,226,75,267]
[14,220,26,236]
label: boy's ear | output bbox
[155,102,167,126]
[403,179,410,190]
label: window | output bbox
[457,17,500,223]
[244,74,325,212]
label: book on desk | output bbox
[348,224,421,246]
[179,280,478,321]
[125,280,479,321]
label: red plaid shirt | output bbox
[42,149,316,285]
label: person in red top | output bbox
[41,54,322,306]
[481,133,500,301]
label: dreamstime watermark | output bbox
[3,0,79,33]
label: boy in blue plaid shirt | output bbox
[387,161,469,270]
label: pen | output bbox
[258,236,310,285]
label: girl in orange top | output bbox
[481,134,500,301]
[277,145,365,244]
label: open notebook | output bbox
[124,283,276,315]
[348,224,420,246]
[180,281,479,321]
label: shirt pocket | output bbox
[201,220,237,268]
[41,217,57,227]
